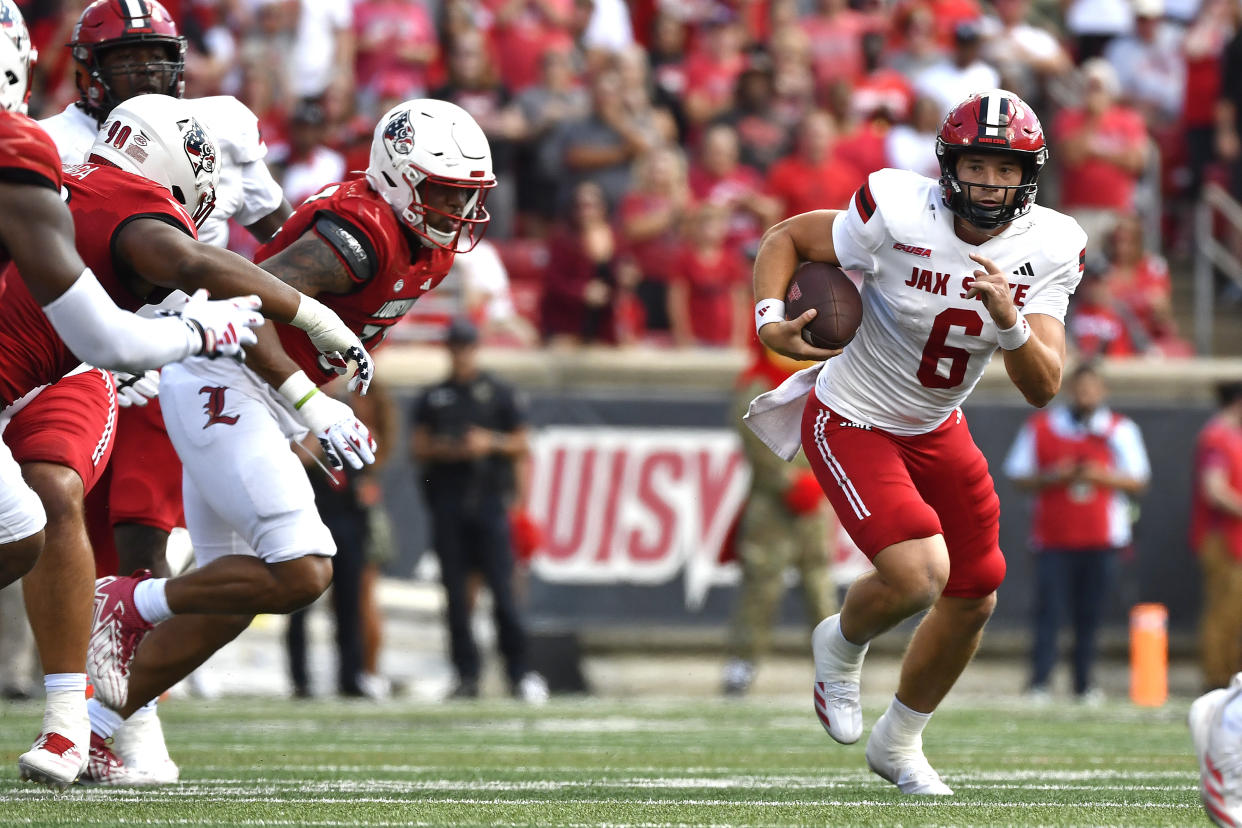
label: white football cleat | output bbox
[78,732,161,787]
[17,731,87,791]
[112,709,179,785]
[87,572,155,710]
[812,614,867,744]
[1190,674,1242,827]
[515,672,550,705]
[865,711,954,796]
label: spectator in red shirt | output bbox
[688,123,779,256]
[766,109,863,219]
[1068,272,1145,358]
[352,0,438,101]
[802,0,869,89]
[1180,0,1234,204]
[1053,59,1150,257]
[667,200,749,348]
[539,181,637,346]
[682,11,748,133]
[1101,214,1192,355]
[618,146,691,340]
[1191,381,1242,690]
[483,0,575,93]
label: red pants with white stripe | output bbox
[800,392,1006,599]
[6,369,117,494]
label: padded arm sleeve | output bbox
[41,269,201,373]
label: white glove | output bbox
[112,369,160,406]
[278,371,377,470]
[166,289,263,360]
[291,295,374,394]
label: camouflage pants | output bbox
[1199,533,1242,689]
[726,382,836,664]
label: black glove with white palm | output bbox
[277,370,377,470]
[112,369,160,406]
[290,295,375,394]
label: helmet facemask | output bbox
[393,165,493,252]
[936,145,1045,229]
[78,39,184,122]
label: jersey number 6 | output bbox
[917,308,983,389]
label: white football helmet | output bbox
[89,93,218,227]
[366,99,496,252]
[0,0,35,114]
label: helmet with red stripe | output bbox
[935,89,1047,229]
[70,0,185,124]
[0,0,34,114]
[366,99,496,252]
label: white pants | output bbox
[160,360,334,567]
[0,419,44,545]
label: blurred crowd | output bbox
[17,0,1242,355]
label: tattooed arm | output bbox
[257,231,364,297]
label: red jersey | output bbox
[1191,417,1242,560]
[0,110,63,272]
[671,242,746,346]
[0,164,195,406]
[766,153,863,219]
[257,179,455,384]
[1028,410,1124,550]
[1054,106,1147,210]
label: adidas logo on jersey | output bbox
[1013,262,1034,280]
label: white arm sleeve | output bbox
[41,269,201,373]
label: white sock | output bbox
[42,674,87,735]
[87,697,125,740]
[44,672,87,695]
[884,696,933,747]
[133,578,173,624]
[130,698,159,720]
[829,616,869,664]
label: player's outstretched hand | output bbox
[296,389,377,470]
[173,290,264,360]
[112,369,160,407]
[966,254,1019,329]
[295,297,374,394]
[758,309,844,362]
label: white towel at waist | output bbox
[742,363,824,461]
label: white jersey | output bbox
[820,168,1087,436]
[39,97,284,248]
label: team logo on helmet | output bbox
[383,110,415,156]
[179,117,216,177]
[0,2,17,29]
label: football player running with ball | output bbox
[746,89,1086,795]
[84,99,496,755]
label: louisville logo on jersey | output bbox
[198,386,238,428]
[383,110,414,156]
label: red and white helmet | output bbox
[71,0,185,123]
[935,89,1048,229]
[0,0,35,114]
[89,94,218,227]
[366,99,496,252]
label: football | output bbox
[784,261,863,349]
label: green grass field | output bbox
[0,695,1206,827]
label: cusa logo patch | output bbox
[893,242,932,258]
